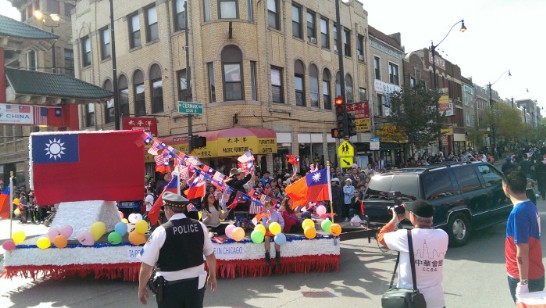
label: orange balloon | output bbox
[304,226,317,239]
[330,223,342,236]
[128,231,147,245]
[53,235,68,248]
[232,227,245,242]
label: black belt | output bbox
[164,277,198,287]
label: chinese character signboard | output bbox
[346,101,370,132]
[122,117,158,136]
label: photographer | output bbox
[377,200,449,308]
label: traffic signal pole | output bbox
[185,2,193,153]
[335,0,348,140]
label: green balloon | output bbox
[251,230,265,244]
[108,231,122,245]
[321,219,332,233]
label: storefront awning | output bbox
[150,127,277,160]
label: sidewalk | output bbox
[0,217,48,256]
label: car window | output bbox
[454,166,482,193]
[365,174,418,201]
[422,169,456,200]
[477,165,502,187]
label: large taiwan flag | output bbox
[285,168,330,207]
[30,130,144,205]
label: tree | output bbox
[387,84,444,154]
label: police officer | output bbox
[138,192,217,307]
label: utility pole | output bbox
[110,0,121,130]
[185,1,193,153]
[334,0,347,139]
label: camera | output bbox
[388,191,405,215]
[390,204,406,215]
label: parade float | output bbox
[1,130,341,281]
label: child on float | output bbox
[259,199,285,266]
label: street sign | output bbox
[370,137,380,150]
[337,140,354,157]
[340,156,354,168]
[178,101,203,115]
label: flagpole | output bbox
[326,161,334,223]
[9,171,13,239]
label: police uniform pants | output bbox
[157,277,205,308]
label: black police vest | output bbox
[157,218,205,272]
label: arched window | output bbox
[309,64,319,107]
[335,71,341,97]
[150,64,163,113]
[133,70,146,116]
[323,68,331,109]
[118,75,129,117]
[103,79,114,123]
[345,73,353,104]
[294,60,305,106]
[221,45,243,101]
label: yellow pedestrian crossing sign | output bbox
[337,140,354,157]
[340,157,354,168]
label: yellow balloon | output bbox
[128,231,147,245]
[254,224,266,235]
[12,231,26,244]
[269,222,281,235]
[135,220,149,235]
[232,227,245,242]
[90,221,106,241]
[13,198,20,205]
[122,218,129,224]
[330,223,342,236]
[14,208,21,216]
[36,237,51,249]
[302,218,314,230]
[304,226,317,239]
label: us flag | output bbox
[33,106,48,125]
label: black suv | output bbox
[363,161,512,246]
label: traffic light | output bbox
[347,113,357,136]
[334,96,346,138]
[190,136,207,149]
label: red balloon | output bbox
[2,240,16,251]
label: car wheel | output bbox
[447,212,471,247]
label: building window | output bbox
[374,56,380,79]
[271,66,283,103]
[207,63,216,102]
[145,6,158,42]
[118,75,129,116]
[221,45,243,101]
[410,76,416,87]
[344,28,351,57]
[81,36,91,67]
[85,103,95,127]
[267,0,280,30]
[307,10,316,43]
[203,0,211,21]
[133,70,146,116]
[320,17,329,49]
[64,48,74,76]
[389,63,399,85]
[219,0,238,19]
[100,27,111,60]
[150,64,163,113]
[294,60,305,106]
[103,80,114,124]
[323,68,331,109]
[27,50,36,71]
[345,74,353,104]
[359,87,366,101]
[247,0,253,22]
[357,34,364,61]
[178,69,190,101]
[128,12,141,49]
[250,61,257,100]
[47,0,59,14]
[333,23,338,52]
[292,4,302,39]
[377,94,383,116]
[309,64,319,107]
[174,0,186,31]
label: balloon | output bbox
[47,227,61,242]
[135,220,149,235]
[36,237,51,249]
[319,213,327,220]
[77,230,95,246]
[108,232,122,245]
[321,219,332,233]
[59,225,73,238]
[316,205,327,216]
[274,233,287,245]
[268,222,281,235]
[114,221,128,236]
[302,219,314,230]
[232,227,245,242]
[90,221,106,241]
[14,208,20,216]
[251,230,264,243]
[225,224,236,239]
[12,231,26,244]
[13,198,20,205]
[2,240,16,251]
[330,223,342,236]
[254,224,266,235]
[122,218,129,224]
[128,213,143,223]
[53,235,68,248]
[304,226,317,239]
[118,211,124,219]
[128,231,147,245]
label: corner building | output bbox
[72,0,369,174]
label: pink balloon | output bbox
[118,211,124,219]
[225,224,236,239]
[59,225,73,238]
[77,231,95,246]
[47,228,61,242]
[316,205,327,216]
[2,239,16,251]
[319,213,327,219]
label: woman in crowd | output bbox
[201,192,230,235]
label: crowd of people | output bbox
[11,189,53,225]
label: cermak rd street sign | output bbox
[178,101,203,115]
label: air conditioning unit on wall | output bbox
[309,37,317,44]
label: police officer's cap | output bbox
[163,192,188,208]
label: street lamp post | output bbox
[33,11,61,74]
[488,70,511,157]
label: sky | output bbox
[1,0,544,109]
